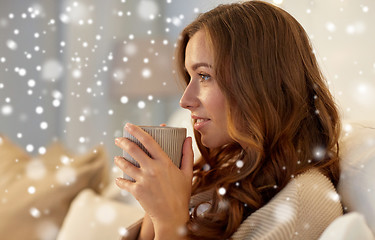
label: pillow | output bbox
[101,166,140,206]
[337,122,375,235]
[0,135,110,240]
[57,189,144,240]
[319,212,374,240]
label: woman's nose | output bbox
[179,82,198,110]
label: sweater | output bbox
[124,169,343,239]
[189,169,343,239]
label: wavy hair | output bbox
[175,1,341,239]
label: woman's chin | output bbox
[200,137,226,149]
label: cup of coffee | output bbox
[123,125,187,181]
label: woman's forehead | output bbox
[185,30,214,69]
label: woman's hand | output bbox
[138,213,154,240]
[114,123,194,239]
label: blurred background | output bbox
[1,0,374,159]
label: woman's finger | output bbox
[115,137,150,167]
[124,123,167,161]
[114,156,141,180]
[180,137,194,180]
[115,177,135,192]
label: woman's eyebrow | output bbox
[191,62,212,71]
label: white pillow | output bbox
[337,122,375,235]
[57,189,144,240]
[319,212,374,240]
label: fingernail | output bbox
[125,123,134,129]
[115,138,120,144]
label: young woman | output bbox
[114,1,343,239]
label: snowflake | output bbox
[361,5,369,13]
[36,106,44,114]
[142,68,151,78]
[120,96,129,104]
[95,203,117,224]
[137,101,146,109]
[27,79,36,87]
[327,191,340,202]
[28,186,36,194]
[17,68,27,76]
[26,144,34,152]
[236,160,244,168]
[202,163,211,171]
[30,207,41,218]
[6,39,17,50]
[313,146,326,160]
[40,122,48,130]
[52,99,61,107]
[325,22,336,32]
[118,227,129,237]
[218,187,226,196]
[1,105,13,116]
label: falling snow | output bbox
[95,204,117,224]
[30,207,42,218]
[6,39,17,50]
[202,163,211,171]
[218,187,226,196]
[118,227,129,237]
[236,160,244,168]
[1,105,13,116]
[26,144,34,152]
[0,1,374,237]
[312,146,326,160]
[28,186,36,194]
[120,96,129,104]
[137,101,146,109]
[142,68,151,78]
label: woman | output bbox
[114,1,343,239]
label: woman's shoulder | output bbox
[291,168,340,202]
[231,168,343,240]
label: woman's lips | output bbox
[194,118,210,131]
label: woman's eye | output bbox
[198,73,211,81]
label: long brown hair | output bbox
[175,1,341,239]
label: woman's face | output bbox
[180,30,233,149]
